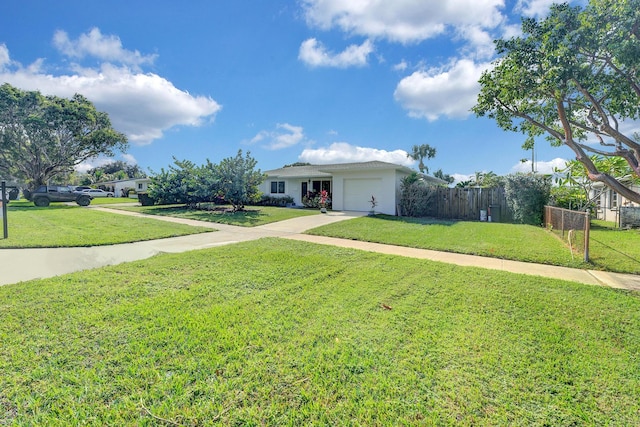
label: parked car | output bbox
[81,188,115,197]
[31,185,92,207]
[73,186,92,192]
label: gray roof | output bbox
[264,161,448,185]
[264,161,415,178]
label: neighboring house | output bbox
[589,178,640,222]
[96,178,151,197]
[261,161,444,215]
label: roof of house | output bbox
[264,161,448,185]
[265,161,414,178]
[95,177,151,185]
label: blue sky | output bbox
[1,0,580,182]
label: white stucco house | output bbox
[97,178,151,197]
[261,161,444,215]
[590,178,640,222]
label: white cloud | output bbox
[53,28,157,67]
[299,38,374,68]
[455,25,496,60]
[299,142,415,166]
[0,31,221,145]
[514,0,558,18]
[74,157,117,174]
[302,0,505,44]
[510,157,568,174]
[0,44,10,70]
[250,123,307,150]
[394,59,491,121]
[451,173,474,185]
[121,153,138,165]
[393,60,408,72]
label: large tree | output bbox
[88,160,146,179]
[0,83,127,188]
[474,0,640,203]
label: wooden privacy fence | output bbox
[427,187,513,222]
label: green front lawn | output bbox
[0,204,212,248]
[1,238,639,425]
[306,215,640,274]
[87,197,140,205]
[588,220,640,274]
[113,204,320,226]
[307,215,583,266]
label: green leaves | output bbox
[407,144,436,173]
[148,150,265,210]
[0,83,127,187]
[475,0,640,202]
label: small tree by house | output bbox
[148,151,265,211]
[215,150,265,212]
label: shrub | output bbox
[302,194,332,209]
[504,173,551,225]
[549,186,593,211]
[257,195,294,207]
[399,173,437,217]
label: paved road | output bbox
[2,207,639,291]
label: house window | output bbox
[611,190,618,208]
[138,183,143,190]
[270,181,285,194]
[311,180,331,194]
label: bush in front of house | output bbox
[399,172,437,217]
[147,151,264,211]
[302,194,332,209]
[257,195,294,207]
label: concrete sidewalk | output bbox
[1,207,639,291]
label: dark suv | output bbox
[31,185,92,207]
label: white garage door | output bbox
[343,178,381,211]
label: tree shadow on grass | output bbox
[7,202,76,211]
[136,205,267,226]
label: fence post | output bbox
[584,209,590,263]
[1,181,7,239]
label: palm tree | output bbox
[407,144,437,173]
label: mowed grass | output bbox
[588,220,640,274]
[0,238,639,425]
[0,203,212,248]
[86,197,140,205]
[307,215,583,267]
[306,215,640,274]
[114,204,320,226]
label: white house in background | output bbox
[97,178,151,197]
[261,161,445,215]
[589,178,640,223]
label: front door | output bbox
[301,182,308,202]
